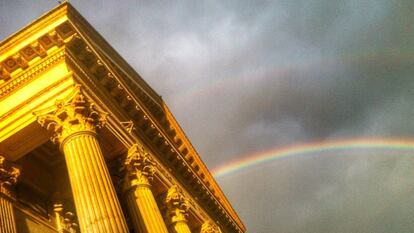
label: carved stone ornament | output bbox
[165,185,190,224]
[54,202,79,233]
[124,144,156,186]
[200,221,222,233]
[0,156,20,197]
[34,86,107,144]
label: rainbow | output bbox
[212,138,414,178]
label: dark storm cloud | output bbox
[2,1,414,232]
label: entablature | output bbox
[0,22,74,83]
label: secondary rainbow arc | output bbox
[212,138,414,178]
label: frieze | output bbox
[0,49,66,99]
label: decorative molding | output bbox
[120,120,135,133]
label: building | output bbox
[0,2,245,233]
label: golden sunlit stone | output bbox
[0,2,245,233]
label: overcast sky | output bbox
[2,1,414,232]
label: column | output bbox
[0,156,20,233]
[165,185,192,233]
[122,144,169,233]
[35,87,128,233]
[200,221,222,233]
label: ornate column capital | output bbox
[0,156,20,197]
[34,86,107,144]
[200,221,222,233]
[165,185,190,224]
[124,144,156,187]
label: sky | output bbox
[1,1,414,232]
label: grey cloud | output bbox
[2,1,414,232]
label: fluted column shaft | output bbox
[35,87,128,233]
[125,182,169,233]
[173,221,192,233]
[62,131,128,233]
[123,144,169,233]
[0,196,16,233]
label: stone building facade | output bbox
[0,2,245,233]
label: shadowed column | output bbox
[122,144,169,233]
[35,87,128,233]
[0,156,20,233]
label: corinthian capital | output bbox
[200,221,222,233]
[34,86,107,144]
[165,185,189,224]
[124,144,156,186]
[0,156,20,197]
